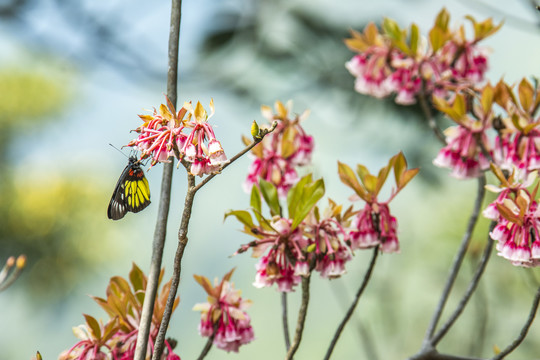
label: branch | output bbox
[134,0,182,358]
[492,284,540,360]
[192,121,278,193]
[285,274,312,360]
[152,174,196,359]
[196,322,219,360]
[431,222,494,346]
[418,88,446,145]
[409,348,485,360]
[282,292,291,350]
[422,175,486,346]
[324,247,379,360]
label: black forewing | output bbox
[107,157,151,220]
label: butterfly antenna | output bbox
[109,143,130,159]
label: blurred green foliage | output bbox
[0,69,111,299]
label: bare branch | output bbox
[431,222,494,345]
[492,284,540,360]
[285,274,312,360]
[422,176,486,346]
[282,292,291,350]
[324,247,379,360]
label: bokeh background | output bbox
[1,0,540,359]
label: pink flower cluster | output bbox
[193,271,254,353]
[128,99,227,176]
[484,172,540,267]
[244,101,314,197]
[345,11,497,106]
[240,208,353,292]
[349,202,399,253]
[345,31,488,106]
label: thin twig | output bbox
[492,284,540,360]
[431,222,494,346]
[282,292,291,350]
[152,174,196,359]
[418,88,446,145]
[329,279,379,360]
[196,322,219,360]
[422,176,486,346]
[192,121,278,193]
[324,247,379,360]
[467,247,489,357]
[285,274,312,360]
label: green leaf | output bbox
[287,174,313,220]
[83,314,101,340]
[382,18,402,42]
[429,27,445,53]
[129,263,145,293]
[338,161,367,200]
[101,318,119,343]
[259,179,281,216]
[519,78,534,112]
[91,296,116,318]
[363,173,378,193]
[481,84,494,114]
[393,152,406,185]
[291,178,325,230]
[224,210,255,229]
[435,8,450,31]
[356,164,370,185]
[410,23,419,56]
[250,186,263,223]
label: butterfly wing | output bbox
[107,158,151,220]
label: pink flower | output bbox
[248,218,305,292]
[495,131,540,180]
[349,202,400,253]
[304,208,352,279]
[487,188,540,267]
[193,269,254,353]
[244,101,313,197]
[433,125,491,179]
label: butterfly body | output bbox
[107,156,151,220]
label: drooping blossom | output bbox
[244,100,314,197]
[127,98,227,176]
[248,217,307,292]
[338,153,419,255]
[489,190,540,267]
[483,165,540,267]
[433,125,491,179]
[303,201,353,278]
[193,269,254,353]
[492,79,540,180]
[349,202,399,253]
[432,85,494,180]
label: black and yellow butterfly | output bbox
[107,156,151,220]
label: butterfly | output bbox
[107,156,151,220]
